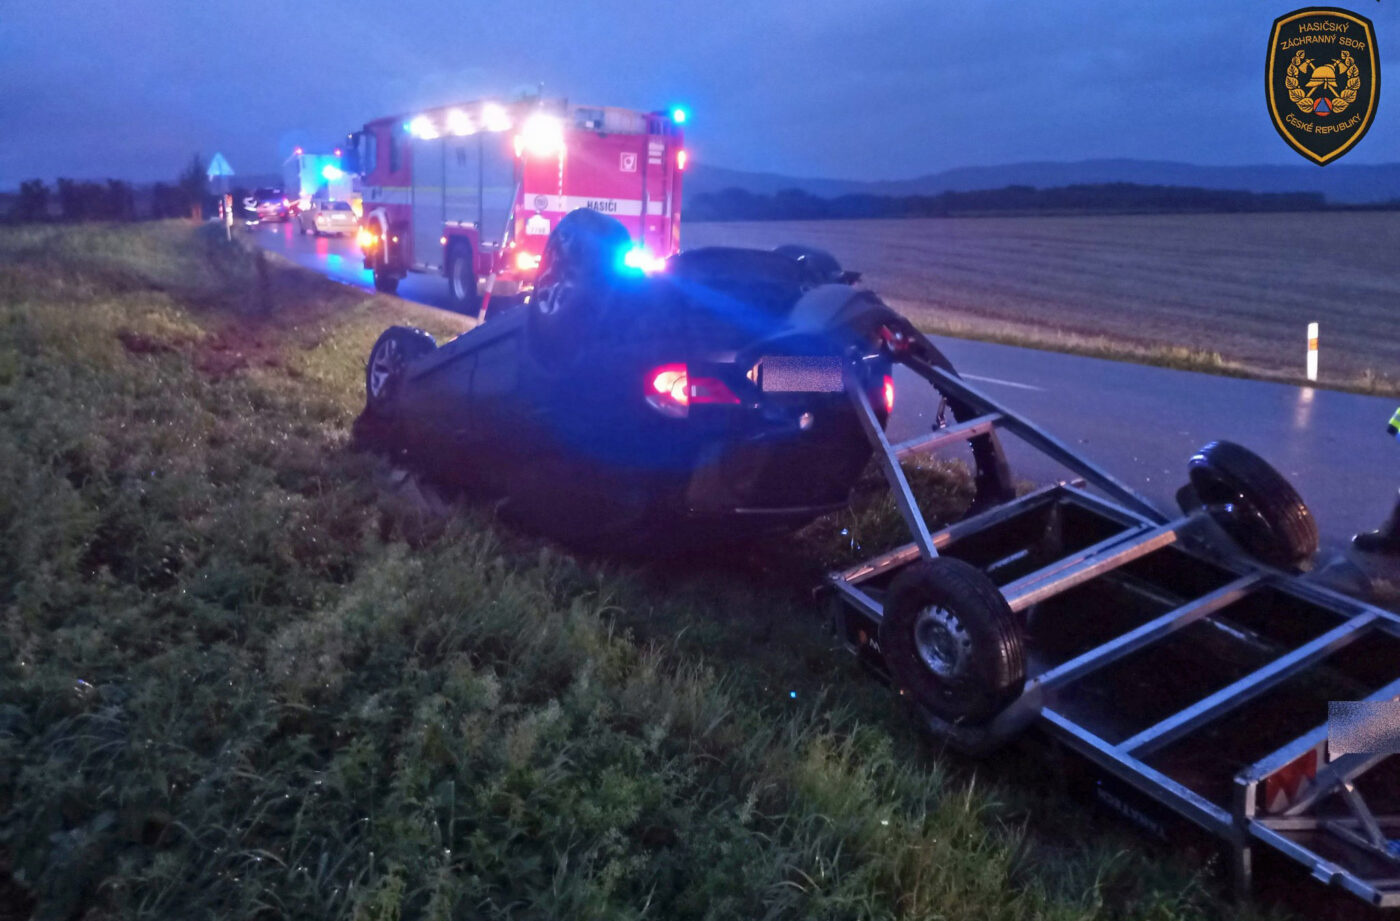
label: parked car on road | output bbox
[297,199,357,236]
[245,187,292,223]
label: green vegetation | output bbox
[0,223,1280,919]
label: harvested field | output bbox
[686,213,1400,392]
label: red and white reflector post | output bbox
[1306,321,1318,382]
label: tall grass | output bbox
[0,223,1279,920]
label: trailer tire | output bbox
[526,209,631,368]
[373,269,399,295]
[1186,440,1318,570]
[879,557,1026,725]
[364,326,435,418]
[445,245,479,316]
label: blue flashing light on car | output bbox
[621,245,667,275]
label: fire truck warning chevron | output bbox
[348,96,687,311]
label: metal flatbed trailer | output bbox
[828,339,1400,909]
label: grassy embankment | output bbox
[686,214,1400,397]
[1,222,1281,920]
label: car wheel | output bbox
[526,209,631,369]
[1184,440,1318,570]
[365,326,435,417]
[372,269,399,295]
[808,291,1016,511]
[445,245,479,316]
[775,243,845,287]
[879,557,1026,725]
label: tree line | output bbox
[684,183,1332,222]
[7,155,214,223]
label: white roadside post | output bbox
[1306,322,1319,382]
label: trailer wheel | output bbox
[880,557,1026,725]
[527,209,631,368]
[373,269,399,295]
[1186,440,1318,570]
[365,326,435,417]
[445,245,479,316]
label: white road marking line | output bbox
[961,373,1045,392]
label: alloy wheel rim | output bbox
[369,339,400,397]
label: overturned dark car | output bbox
[354,209,1011,550]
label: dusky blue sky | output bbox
[2,0,1397,186]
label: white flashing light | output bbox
[518,113,565,158]
[623,246,666,274]
[482,103,511,132]
[408,115,438,139]
[671,107,688,124]
[321,164,344,181]
[447,109,476,136]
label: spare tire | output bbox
[1185,440,1318,570]
[526,209,631,369]
[879,557,1026,725]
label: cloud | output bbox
[1,0,1396,187]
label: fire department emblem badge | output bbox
[1267,8,1379,165]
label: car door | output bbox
[397,309,530,492]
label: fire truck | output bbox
[349,96,687,313]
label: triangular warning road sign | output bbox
[206,153,234,178]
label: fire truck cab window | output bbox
[359,132,377,176]
[388,131,399,174]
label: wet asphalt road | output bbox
[252,222,1394,550]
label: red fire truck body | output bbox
[353,97,686,311]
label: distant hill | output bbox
[683,159,1400,206]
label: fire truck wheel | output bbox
[364,326,435,417]
[373,269,399,295]
[1185,440,1318,570]
[527,209,632,368]
[879,557,1026,725]
[446,246,479,315]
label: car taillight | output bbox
[883,374,895,414]
[646,363,739,418]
